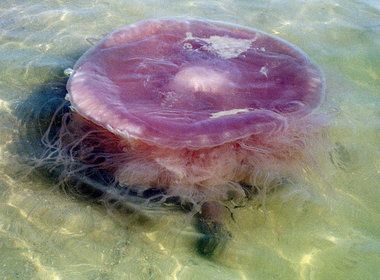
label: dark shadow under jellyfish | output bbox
[17,18,327,257]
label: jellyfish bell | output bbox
[64,18,324,201]
[41,19,326,251]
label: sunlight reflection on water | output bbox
[0,0,379,279]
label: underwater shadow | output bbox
[12,52,231,257]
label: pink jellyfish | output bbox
[49,18,325,255]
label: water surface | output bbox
[0,0,379,279]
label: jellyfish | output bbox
[39,18,325,256]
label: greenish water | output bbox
[0,0,379,279]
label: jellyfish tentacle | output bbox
[195,201,231,257]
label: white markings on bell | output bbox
[184,32,254,59]
[210,108,250,119]
[259,66,269,77]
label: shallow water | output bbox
[0,0,379,279]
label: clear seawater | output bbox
[0,0,379,279]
